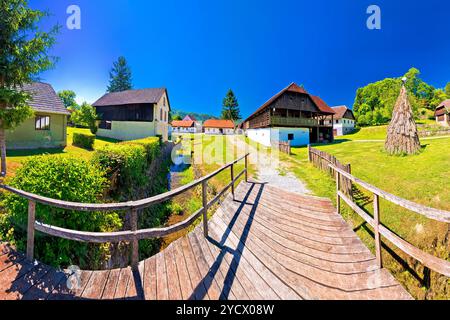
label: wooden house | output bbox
[242,83,335,147]
[93,88,170,141]
[435,100,450,127]
[325,105,356,136]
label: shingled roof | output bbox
[244,82,334,122]
[20,82,70,115]
[93,88,168,108]
[328,105,355,120]
[435,99,450,116]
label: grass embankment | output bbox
[6,127,120,175]
[289,126,450,300]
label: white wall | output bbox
[97,121,156,141]
[272,127,310,147]
[247,127,310,147]
[331,119,355,136]
[246,128,272,147]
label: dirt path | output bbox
[228,136,311,195]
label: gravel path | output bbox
[228,136,311,195]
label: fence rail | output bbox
[307,145,352,198]
[329,164,450,277]
[272,140,291,155]
[1,153,250,269]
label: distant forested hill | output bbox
[170,109,219,122]
[353,68,449,126]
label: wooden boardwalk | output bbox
[0,182,412,300]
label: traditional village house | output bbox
[6,82,70,149]
[325,105,356,136]
[435,99,450,127]
[93,88,170,141]
[203,119,235,135]
[242,83,335,147]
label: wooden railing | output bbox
[1,153,250,269]
[308,145,353,199]
[330,164,450,277]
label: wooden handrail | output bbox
[3,153,250,265]
[329,164,450,277]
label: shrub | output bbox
[124,137,161,163]
[73,132,95,150]
[0,156,122,268]
[92,143,148,197]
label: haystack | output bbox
[385,81,421,155]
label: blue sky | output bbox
[30,0,450,118]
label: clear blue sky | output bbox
[30,0,450,118]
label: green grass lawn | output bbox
[6,127,120,175]
[289,129,450,299]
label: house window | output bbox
[35,116,50,130]
[160,108,162,120]
[163,97,166,106]
[335,120,339,124]
[288,134,294,141]
[99,120,112,130]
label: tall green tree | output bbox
[0,0,59,174]
[71,102,99,134]
[107,56,133,93]
[57,90,79,111]
[445,82,450,97]
[221,89,241,122]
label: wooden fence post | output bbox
[26,200,36,261]
[336,171,341,215]
[373,194,382,269]
[202,180,208,237]
[347,164,353,200]
[230,163,235,200]
[307,145,311,162]
[244,154,248,182]
[130,208,139,269]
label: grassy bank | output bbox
[289,129,450,300]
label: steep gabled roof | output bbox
[183,115,197,121]
[435,99,450,116]
[171,120,195,128]
[93,88,168,108]
[203,119,235,129]
[329,105,355,120]
[244,82,334,122]
[20,82,70,115]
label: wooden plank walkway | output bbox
[0,181,412,300]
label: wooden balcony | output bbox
[271,116,318,127]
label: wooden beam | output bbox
[26,200,36,261]
[373,194,382,269]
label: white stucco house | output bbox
[171,120,197,133]
[325,105,356,136]
[203,119,235,135]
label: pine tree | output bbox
[221,89,241,121]
[107,56,133,93]
[0,0,59,175]
[385,79,421,155]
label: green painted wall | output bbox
[6,113,67,150]
[97,121,156,141]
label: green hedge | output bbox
[73,132,95,150]
[92,137,161,198]
[0,156,122,268]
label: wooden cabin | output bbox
[435,100,450,127]
[242,83,335,146]
[93,88,170,141]
[325,105,356,136]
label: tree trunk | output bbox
[0,127,6,176]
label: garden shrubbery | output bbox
[0,156,122,268]
[72,132,95,150]
[0,136,170,268]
